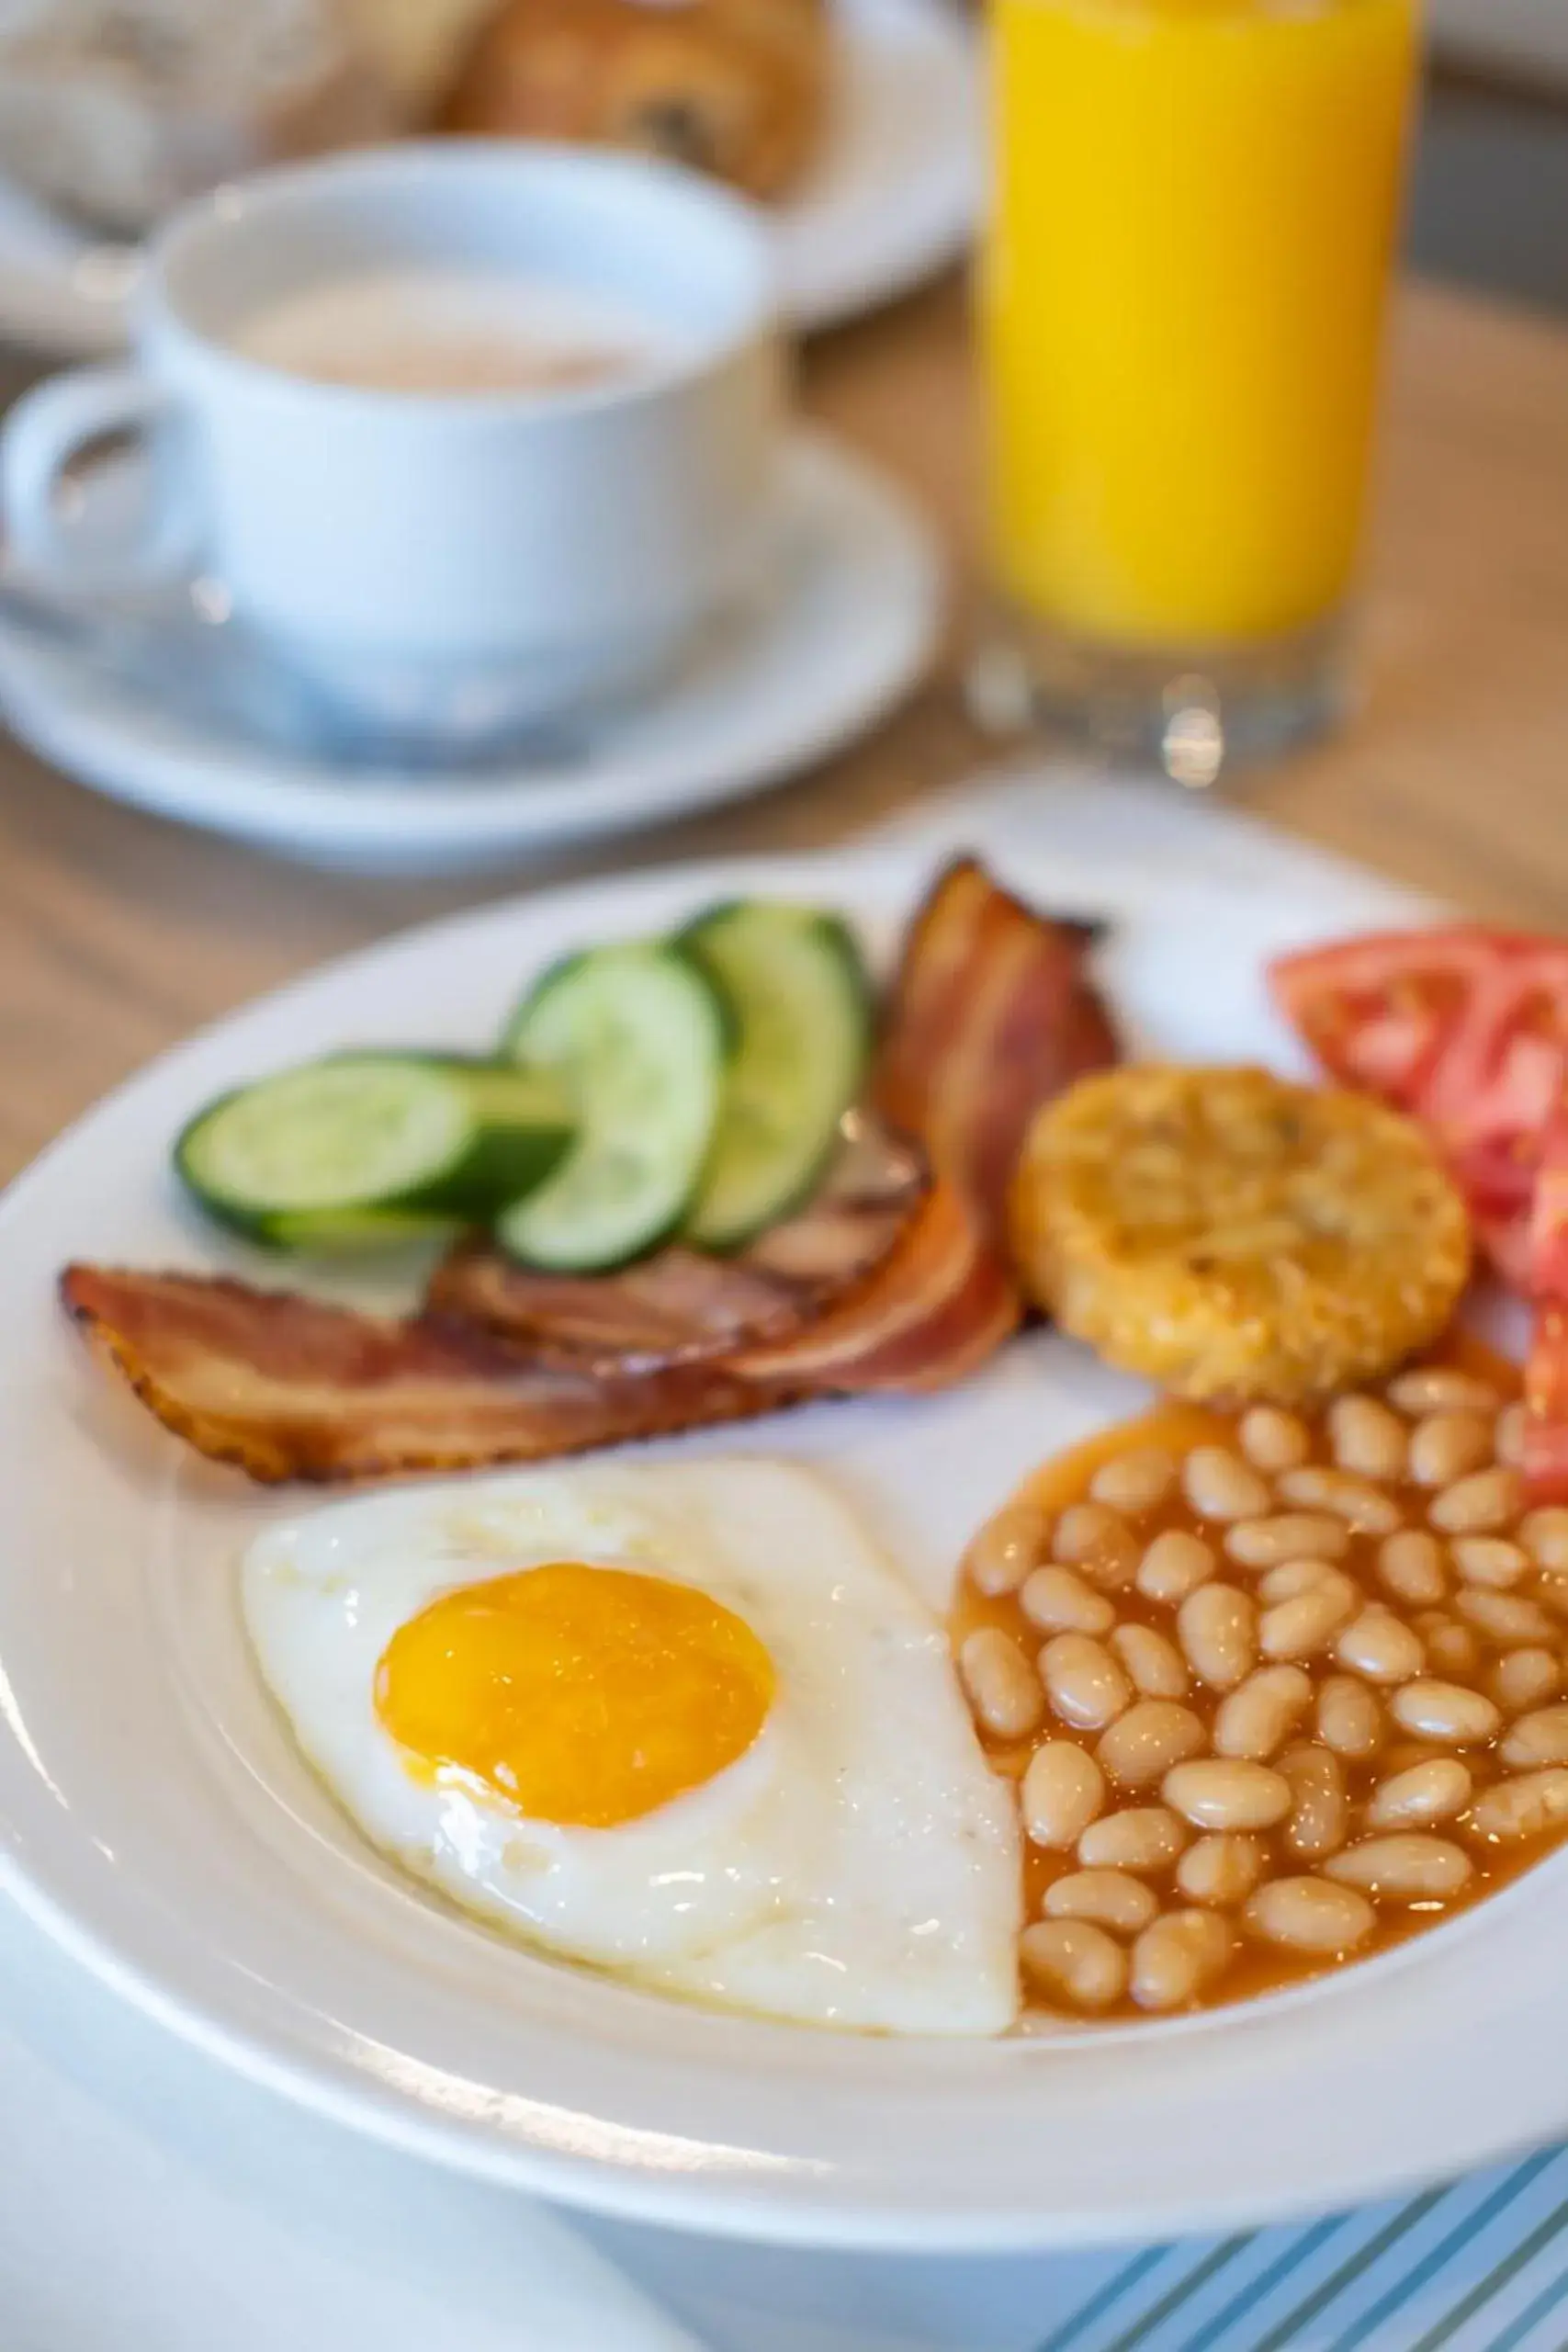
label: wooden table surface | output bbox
[3,272,1568,1185]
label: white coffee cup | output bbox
[0,143,784,750]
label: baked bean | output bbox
[1178,1583,1258,1690]
[1500,1705,1568,1770]
[1325,1835,1473,1902]
[1100,1693,1213,1778]
[1176,1832,1267,1907]
[1163,1759,1293,1832]
[1490,1648,1562,1713]
[1040,1634,1133,1731]
[1225,1514,1350,1570]
[1281,1743,1349,1860]
[959,1629,1043,1739]
[1451,1537,1530,1590]
[1334,1607,1426,1684]
[1183,1447,1271,1523]
[1277,1466,1403,1536]
[1043,1870,1159,1937]
[1316,1675,1384,1760]
[1455,1589,1558,1646]
[1409,1412,1494,1489]
[1022,1742,1106,1849]
[1246,1877,1377,1954]
[967,1503,1051,1597]
[1213,1666,1314,1761]
[1379,1531,1448,1607]
[1540,1577,1568,1620]
[1090,1448,1177,1516]
[1137,1530,1217,1607]
[1415,1613,1482,1678]
[1258,1558,1344,1606]
[1021,1919,1128,2012]
[1129,1909,1233,2012]
[1495,1402,1528,1469]
[1390,1680,1502,1746]
[1521,1509,1568,1575]
[1097,1700,1207,1789]
[1259,1578,1359,1662]
[1430,1467,1521,1536]
[1389,1367,1501,1416]
[1021,1566,1117,1637]
[1367,1758,1473,1831]
[1239,1406,1311,1475]
[1078,1806,1189,1872]
[1054,1502,1139,1589]
[1329,1396,1408,1481]
[1111,1623,1190,1701]
[1469,1769,1568,1842]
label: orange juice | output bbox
[985,0,1419,650]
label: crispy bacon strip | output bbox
[60,1265,784,1486]
[60,1179,1016,1484]
[427,1114,926,1374]
[875,857,1121,1243]
[731,1180,1021,1392]
[427,1242,802,1372]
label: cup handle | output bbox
[1,365,201,594]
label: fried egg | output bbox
[243,1458,1021,2036]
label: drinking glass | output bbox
[975,0,1421,784]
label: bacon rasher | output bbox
[61,1181,1015,1484]
[60,1265,783,1485]
[427,1113,926,1372]
[875,857,1120,1243]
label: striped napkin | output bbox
[1029,2154,1568,2352]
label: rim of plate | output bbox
[4,841,1568,2254]
[0,435,942,875]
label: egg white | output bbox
[243,1457,1021,2036]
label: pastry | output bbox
[441,0,831,201]
[339,0,502,112]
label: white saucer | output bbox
[0,0,978,356]
[0,432,942,876]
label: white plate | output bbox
[4,839,1565,2256]
[0,0,979,356]
[0,433,941,875]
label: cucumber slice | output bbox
[175,1053,573,1249]
[679,902,873,1251]
[497,944,726,1272]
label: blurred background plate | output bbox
[0,0,980,356]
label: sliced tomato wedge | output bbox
[1270,927,1568,1293]
[1270,929,1507,1104]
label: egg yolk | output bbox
[375,1563,775,1829]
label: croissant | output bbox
[441,0,831,200]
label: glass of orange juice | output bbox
[977,0,1421,783]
